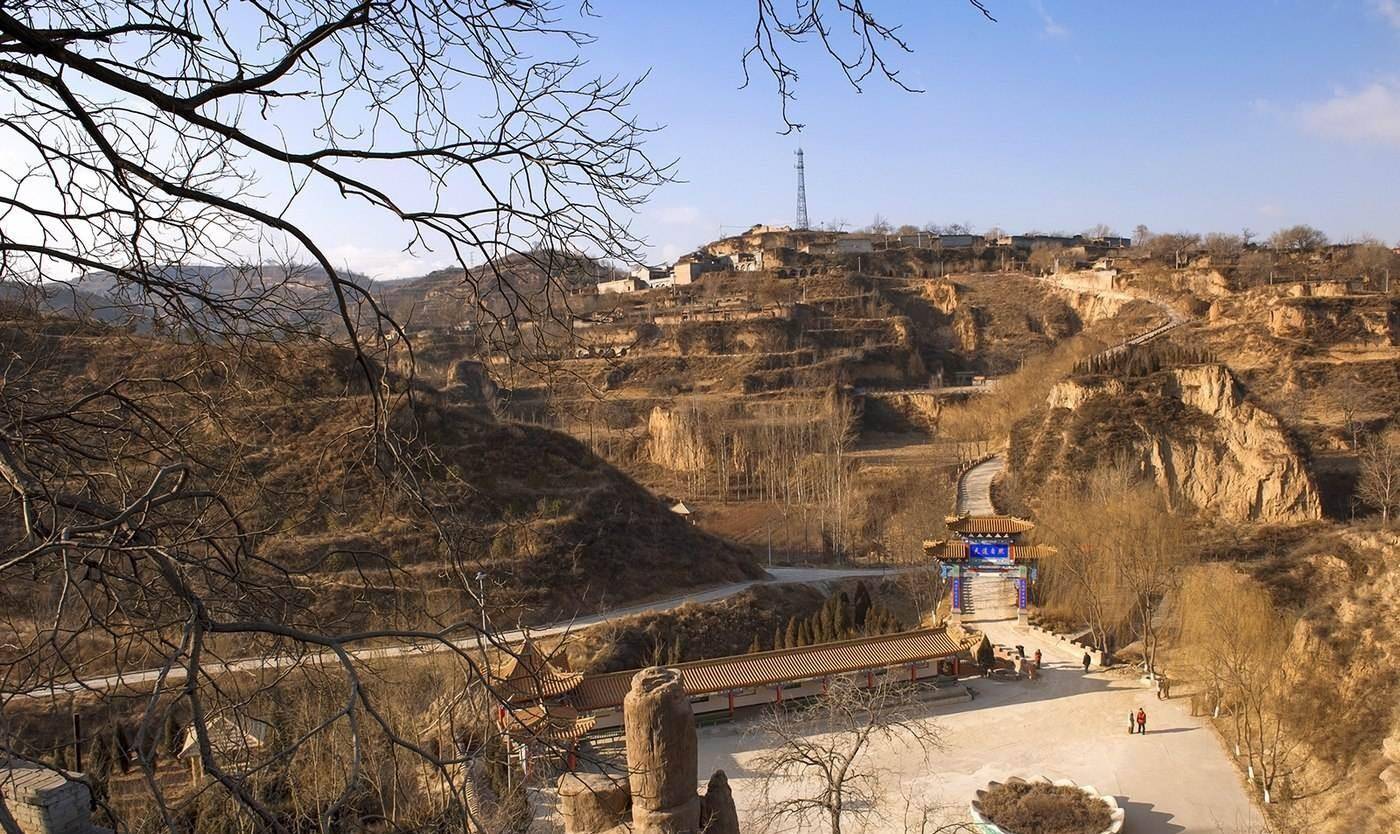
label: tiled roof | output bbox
[943,515,1036,535]
[923,540,1057,561]
[178,714,270,760]
[491,639,583,702]
[499,703,596,743]
[572,628,970,712]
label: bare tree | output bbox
[1357,429,1400,525]
[0,2,987,832]
[1203,233,1245,260]
[751,677,942,834]
[1175,565,1300,804]
[1269,225,1329,252]
[1346,238,1396,288]
[1036,464,1193,672]
[743,1,996,133]
[1145,233,1202,268]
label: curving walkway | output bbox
[956,455,1004,515]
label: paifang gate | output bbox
[923,515,1057,625]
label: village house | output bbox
[597,276,646,294]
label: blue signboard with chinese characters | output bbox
[968,541,1011,563]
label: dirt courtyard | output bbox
[695,575,1266,834]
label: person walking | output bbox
[1083,652,1092,673]
[1136,708,1147,735]
[1033,648,1042,670]
[1128,711,1135,735]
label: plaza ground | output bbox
[695,574,1267,834]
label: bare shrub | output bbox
[976,781,1112,834]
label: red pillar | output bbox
[728,690,735,716]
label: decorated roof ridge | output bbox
[490,637,584,700]
[942,514,1037,535]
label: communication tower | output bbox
[794,148,809,230]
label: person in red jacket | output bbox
[1136,708,1148,735]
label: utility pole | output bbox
[475,571,488,633]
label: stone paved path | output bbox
[956,455,1003,515]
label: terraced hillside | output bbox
[0,305,759,676]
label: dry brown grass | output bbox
[977,781,1112,834]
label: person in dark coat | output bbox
[1129,711,1135,735]
[1033,649,1042,669]
[1082,652,1092,673]
[1136,708,1147,735]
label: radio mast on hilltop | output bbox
[794,147,809,230]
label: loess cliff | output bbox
[1017,363,1321,522]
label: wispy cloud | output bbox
[1300,81,1400,147]
[1374,0,1400,29]
[1030,0,1069,38]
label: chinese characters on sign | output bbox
[969,542,1010,562]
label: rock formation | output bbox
[1159,364,1320,521]
[559,666,740,834]
[699,771,741,834]
[920,279,960,314]
[952,306,984,353]
[1034,364,1320,522]
[558,772,631,834]
[625,667,702,834]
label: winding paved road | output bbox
[956,455,1004,515]
[14,566,906,699]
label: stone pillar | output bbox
[1015,576,1029,625]
[948,568,963,624]
[624,667,702,834]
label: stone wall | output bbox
[0,762,92,834]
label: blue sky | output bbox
[9,1,1399,280]
[561,0,1400,269]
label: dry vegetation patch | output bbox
[977,781,1113,834]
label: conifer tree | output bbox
[800,618,814,646]
[773,625,784,652]
[785,616,800,649]
[819,602,835,642]
[748,635,763,654]
[834,592,850,636]
[853,581,873,627]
